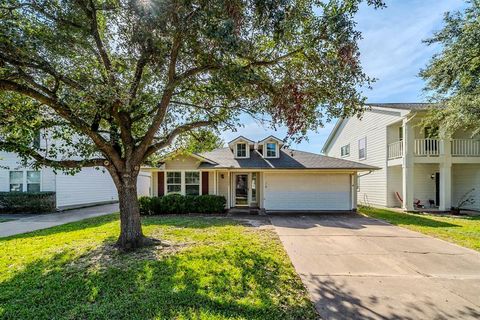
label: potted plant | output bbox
[451,188,476,215]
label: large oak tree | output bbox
[421,1,480,136]
[0,0,382,250]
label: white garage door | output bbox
[263,173,352,211]
[137,172,152,197]
[56,168,118,208]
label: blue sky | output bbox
[220,0,465,153]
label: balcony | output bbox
[387,138,480,160]
[452,139,480,157]
[414,139,440,157]
[387,140,403,159]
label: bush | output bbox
[0,192,56,213]
[139,194,226,215]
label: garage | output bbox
[263,172,353,211]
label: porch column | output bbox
[351,174,358,211]
[402,118,414,211]
[439,137,452,211]
[226,172,231,209]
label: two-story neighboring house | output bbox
[0,132,122,210]
[322,103,480,211]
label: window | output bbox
[236,143,247,158]
[266,143,277,157]
[166,172,181,194]
[27,171,41,192]
[358,137,367,160]
[9,171,23,192]
[251,173,257,202]
[341,144,350,157]
[185,172,200,196]
[33,131,41,149]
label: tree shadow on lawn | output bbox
[0,233,316,319]
[0,213,121,242]
[360,207,461,228]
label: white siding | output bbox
[0,151,56,192]
[164,155,201,170]
[386,165,402,207]
[55,168,118,208]
[263,172,351,211]
[413,164,437,206]
[452,164,480,210]
[325,109,403,207]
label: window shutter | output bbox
[158,172,165,196]
[201,172,209,195]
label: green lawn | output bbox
[359,206,480,251]
[0,214,316,320]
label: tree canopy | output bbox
[0,0,383,249]
[420,0,480,137]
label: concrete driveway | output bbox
[0,203,118,238]
[270,213,480,320]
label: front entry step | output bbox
[228,207,265,215]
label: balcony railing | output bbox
[387,140,403,159]
[452,139,480,157]
[414,139,440,157]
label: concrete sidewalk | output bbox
[270,212,480,320]
[0,203,118,238]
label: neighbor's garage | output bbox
[263,172,353,211]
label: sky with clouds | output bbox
[220,0,466,153]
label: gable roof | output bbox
[367,103,440,111]
[258,135,285,145]
[227,136,255,145]
[198,147,378,171]
[321,102,442,154]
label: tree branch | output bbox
[0,141,105,169]
[144,120,213,158]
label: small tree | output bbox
[0,0,382,250]
[420,1,480,137]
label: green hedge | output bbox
[0,192,56,213]
[139,194,226,215]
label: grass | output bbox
[359,206,480,251]
[0,214,316,320]
[0,218,13,223]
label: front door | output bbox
[235,174,249,206]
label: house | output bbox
[140,135,377,212]
[322,103,480,211]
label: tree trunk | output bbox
[115,173,145,251]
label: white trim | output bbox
[8,169,42,192]
[264,142,279,159]
[235,142,249,159]
[164,170,202,196]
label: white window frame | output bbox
[185,171,200,196]
[166,171,182,194]
[9,170,42,192]
[341,144,350,157]
[235,142,249,159]
[265,142,278,158]
[26,170,41,192]
[164,170,203,196]
[9,171,24,192]
[358,137,367,160]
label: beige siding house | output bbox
[322,103,480,211]
[141,136,377,212]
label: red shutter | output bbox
[158,172,164,196]
[202,172,209,195]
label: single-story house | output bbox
[140,136,378,212]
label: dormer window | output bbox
[236,143,247,158]
[266,143,277,157]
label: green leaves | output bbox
[0,0,381,170]
[421,1,480,137]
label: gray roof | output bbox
[367,103,440,111]
[198,147,378,170]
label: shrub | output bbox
[139,194,226,215]
[0,192,56,213]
